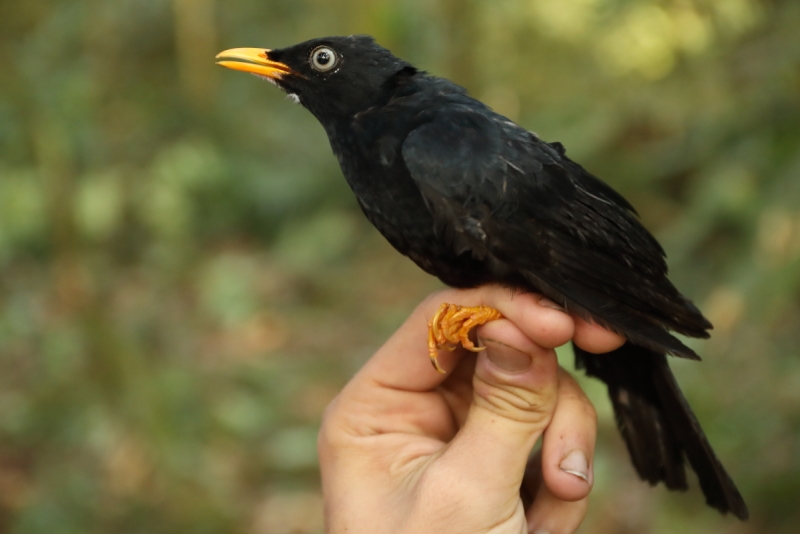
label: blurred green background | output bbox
[1,0,798,532]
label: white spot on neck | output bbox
[253,74,279,87]
[286,93,301,105]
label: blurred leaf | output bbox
[268,426,320,471]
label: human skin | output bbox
[318,285,625,534]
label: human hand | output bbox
[318,286,625,534]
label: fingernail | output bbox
[559,450,589,482]
[538,297,565,312]
[481,337,531,373]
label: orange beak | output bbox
[215,48,296,80]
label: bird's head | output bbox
[216,35,414,125]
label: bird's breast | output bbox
[329,129,493,285]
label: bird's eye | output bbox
[310,46,338,72]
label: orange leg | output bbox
[427,303,503,373]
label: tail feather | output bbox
[574,342,748,520]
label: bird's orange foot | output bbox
[427,303,504,373]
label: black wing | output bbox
[400,103,711,356]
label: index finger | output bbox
[355,285,576,392]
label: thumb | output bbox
[439,319,560,496]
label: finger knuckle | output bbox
[317,394,351,451]
[474,378,555,425]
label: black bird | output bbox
[216,35,748,520]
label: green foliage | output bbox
[0,0,798,532]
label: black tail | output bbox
[574,342,748,520]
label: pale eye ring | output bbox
[310,46,338,72]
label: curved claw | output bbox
[430,353,446,374]
[426,303,503,373]
[428,313,448,374]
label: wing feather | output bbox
[400,104,711,347]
